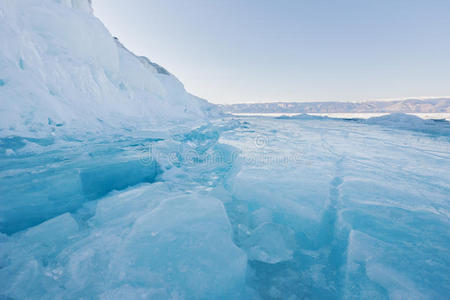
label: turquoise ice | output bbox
[1,116,449,299]
[0,0,449,299]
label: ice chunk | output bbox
[19,212,78,246]
[242,222,295,264]
[250,207,273,228]
[0,155,160,234]
[0,213,79,299]
[0,183,248,299]
[80,160,161,200]
[110,194,247,298]
[344,230,441,299]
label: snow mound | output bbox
[365,113,450,136]
[276,113,331,120]
[277,113,450,136]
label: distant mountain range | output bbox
[221,98,450,114]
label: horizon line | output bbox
[214,96,450,105]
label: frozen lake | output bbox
[1,114,449,299]
[1,0,448,298]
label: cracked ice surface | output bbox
[0,116,449,299]
[220,116,450,299]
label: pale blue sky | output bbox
[93,0,450,104]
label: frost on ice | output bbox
[1,0,450,299]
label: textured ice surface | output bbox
[242,222,296,264]
[219,116,449,299]
[0,134,161,234]
[1,0,450,299]
[1,118,449,299]
[0,183,247,299]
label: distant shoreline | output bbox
[230,112,450,121]
[222,98,450,115]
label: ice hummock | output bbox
[365,113,450,136]
[0,0,217,138]
[277,113,450,136]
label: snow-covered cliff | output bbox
[0,0,214,138]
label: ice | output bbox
[79,160,161,200]
[242,222,296,264]
[111,194,246,299]
[1,0,450,299]
[344,230,429,299]
[0,182,247,299]
[278,113,450,136]
[0,0,216,138]
[364,113,450,136]
[0,136,162,234]
[251,207,273,227]
[0,213,79,299]
[1,115,449,298]
[218,116,450,298]
[17,213,78,252]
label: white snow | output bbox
[0,0,215,138]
